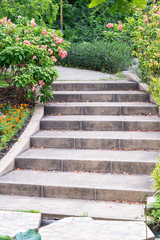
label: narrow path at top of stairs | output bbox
[0,67,159,227]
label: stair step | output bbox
[52,80,139,91]
[0,194,145,221]
[30,130,160,150]
[44,102,158,115]
[52,91,149,102]
[0,170,153,202]
[15,148,159,174]
[40,115,160,131]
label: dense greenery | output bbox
[0,0,58,27]
[59,40,133,73]
[147,193,160,232]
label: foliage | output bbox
[152,157,160,191]
[0,17,69,103]
[0,103,30,151]
[0,0,58,27]
[149,77,160,106]
[147,193,160,232]
[89,0,147,11]
[103,2,160,82]
[0,229,41,240]
[52,0,127,43]
[59,40,133,73]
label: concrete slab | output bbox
[0,195,145,221]
[55,66,118,81]
[39,217,155,240]
[0,210,41,237]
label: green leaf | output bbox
[15,230,41,240]
[89,0,105,8]
[132,0,147,8]
[0,235,14,240]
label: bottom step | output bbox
[0,195,145,221]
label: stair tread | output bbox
[0,170,153,191]
[32,130,160,140]
[0,194,145,221]
[41,115,160,122]
[16,148,159,162]
[53,90,146,94]
[45,102,157,107]
[53,80,135,84]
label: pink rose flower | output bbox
[3,17,7,22]
[145,19,148,24]
[103,30,107,33]
[118,21,121,24]
[51,43,56,46]
[24,40,30,45]
[149,17,152,20]
[56,38,63,44]
[39,80,44,86]
[156,11,160,14]
[42,28,47,36]
[35,46,38,49]
[58,47,62,51]
[16,38,19,41]
[48,48,52,52]
[59,50,67,59]
[107,23,114,28]
[51,56,57,63]
[0,20,4,24]
[33,56,37,59]
[8,19,12,24]
[41,45,46,49]
[118,24,123,30]
[53,32,57,39]
[32,87,35,92]
[31,18,36,26]
[50,51,53,55]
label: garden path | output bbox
[0,66,159,239]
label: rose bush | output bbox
[0,17,69,103]
[103,1,160,82]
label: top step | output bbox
[52,81,139,91]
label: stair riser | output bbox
[44,106,158,116]
[40,120,160,131]
[0,183,152,202]
[30,137,160,150]
[52,82,139,91]
[53,93,149,102]
[15,158,156,174]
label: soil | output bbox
[0,86,34,160]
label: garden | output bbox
[0,0,160,238]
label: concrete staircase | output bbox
[0,79,160,221]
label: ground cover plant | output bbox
[0,103,30,152]
[147,193,160,232]
[0,229,41,240]
[59,40,133,73]
[0,16,69,103]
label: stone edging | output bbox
[126,72,160,116]
[0,104,44,177]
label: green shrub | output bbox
[149,77,160,106]
[147,193,160,232]
[152,157,160,191]
[59,41,133,73]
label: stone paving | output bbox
[0,210,41,237]
[55,66,118,81]
[39,217,155,240]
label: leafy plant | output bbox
[0,17,69,103]
[152,157,160,191]
[59,40,133,73]
[147,193,160,232]
[149,77,160,106]
[0,230,41,240]
[0,103,30,151]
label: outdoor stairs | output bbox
[0,79,160,221]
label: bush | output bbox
[0,17,69,103]
[59,41,133,73]
[103,2,160,82]
[152,157,160,191]
[149,77,160,106]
